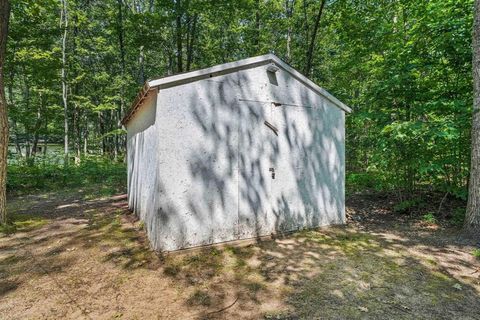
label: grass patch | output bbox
[163,248,225,284]
[421,212,437,224]
[473,249,480,260]
[187,289,212,307]
[0,213,48,235]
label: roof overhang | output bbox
[121,54,351,125]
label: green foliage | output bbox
[346,172,398,193]
[473,249,480,260]
[451,208,466,226]
[393,198,424,214]
[422,213,438,224]
[5,0,475,199]
[7,156,126,196]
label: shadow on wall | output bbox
[128,65,345,251]
[185,67,344,241]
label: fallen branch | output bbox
[437,192,449,218]
[204,296,239,317]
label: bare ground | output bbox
[1,190,479,320]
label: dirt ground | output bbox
[1,190,480,320]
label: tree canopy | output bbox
[5,0,474,200]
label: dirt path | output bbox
[1,191,479,319]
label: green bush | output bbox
[421,212,437,224]
[393,198,423,214]
[473,249,480,260]
[346,172,393,193]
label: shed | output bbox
[122,54,351,252]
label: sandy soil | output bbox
[0,190,479,319]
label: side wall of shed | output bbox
[126,92,158,222]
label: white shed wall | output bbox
[127,64,345,251]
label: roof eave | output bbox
[122,53,352,125]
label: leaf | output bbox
[358,306,369,312]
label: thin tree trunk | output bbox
[175,0,183,73]
[302,0,310,58]
[30,96,43,158]
[0,0,10,225]
[20,65,31,161]
[186,13,198,71]
[6,64,20,157]
[304,0,326,76]
[117,0,126,159]
[83,124,88,156]
[254,0,260,53]
[285,0,295,62]
[43,115,47,157]
[465,0,480,234]
[11,120,21,156]
[73,103,81,163]
[61,0,69,165]
[138,45,145,83]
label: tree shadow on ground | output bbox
[1,192,480,319]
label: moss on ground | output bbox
[0,213,49,235]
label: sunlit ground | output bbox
[0,190,479,319]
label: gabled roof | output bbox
[121,54,351,125]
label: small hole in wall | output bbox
[209,74,213,78]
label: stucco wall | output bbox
[127,64,345,251]
[126,92,158,222]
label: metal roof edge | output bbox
[122,53,351,125]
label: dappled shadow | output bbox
[0,193,160,303]
[1,191,480,319]
[128,61,345,251]
[157,220,480,319]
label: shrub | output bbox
[393,198,423,214]
[473,249,480,260]
[421,212,437,224]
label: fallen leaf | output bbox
[358,306,369,312]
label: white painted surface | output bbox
[127,59,346,251]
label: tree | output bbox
[304,0,326,76]
[61,0,69,165]
[0,0,10,224]
[465,0,480,234]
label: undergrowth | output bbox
[7,156,126,196]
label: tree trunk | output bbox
[304,0,326,76]
[175,0,183,73]
[117,0,126,158]
[138,45,145,83]
[465,0,480,234]
[254,0,260,54]
[7,65,20,157]
[0,0,10,225]
[30,99,42,158]
[186,13,198,71]
[61,0,69,165]
[285,0,295,62]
